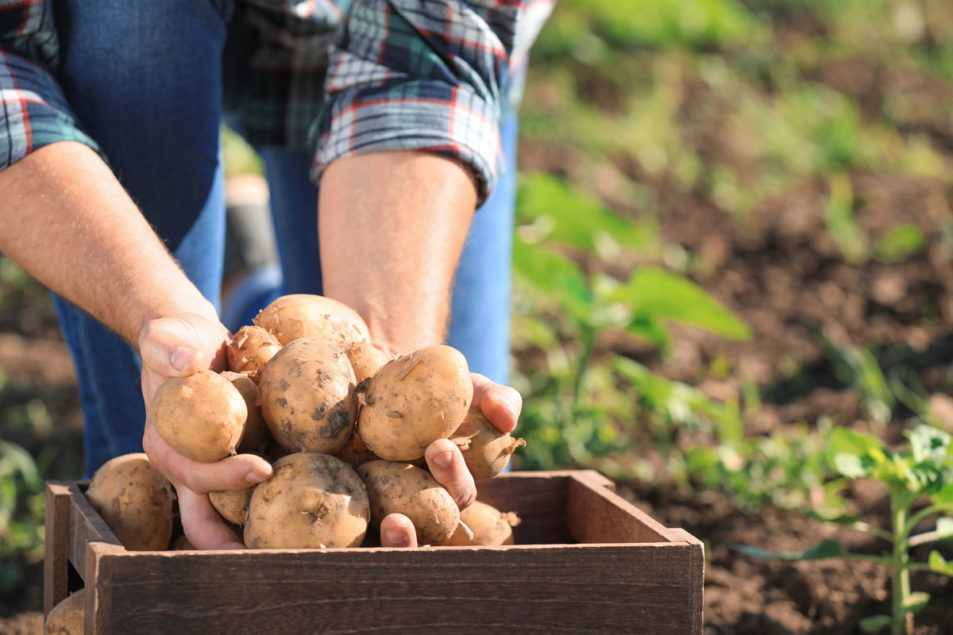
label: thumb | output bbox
[139,316,217,377]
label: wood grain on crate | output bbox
[46,470,704,634]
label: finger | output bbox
[138,315,228,377]
[379,513,418,548]
[143,424,272,494]
[470,373,522,434]
[177,486,245,550]
[425,438,475,509]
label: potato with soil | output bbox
[358,345,473,462]
[151,369,247,462]
[437,500,520,547]
[345,339,392,383]
[259,338,357,454]
[358,460,460,545]
[209,485,256,526]
[227,325,281,380]
[244,453,369,549]
[254,294,371,348]
[333,428,379,468]
[454,410,525,481]
[221,371,271,453]
[45,589,85,634]
[86,453,174,551]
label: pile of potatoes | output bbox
[85,294,524,554]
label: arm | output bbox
[0,143,272,550]
[319,148,521,546]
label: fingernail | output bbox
[245,469,270,484]
[432,451,453,469]
[384,529,408,546]
[170,347,192,371]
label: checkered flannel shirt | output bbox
[0,0,553,199]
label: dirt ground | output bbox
[5,26,953,635]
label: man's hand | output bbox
[378,372,522,547]
[139,313,273,550]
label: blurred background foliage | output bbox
[3,0,953,624]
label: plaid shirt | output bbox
[0,0,553,199]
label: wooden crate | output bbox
[45,470,704,633]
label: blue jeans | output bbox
[52,2,517,475]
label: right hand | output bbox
[138,313,273,549]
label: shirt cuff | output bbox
[0,50,101,170]
[311,78,503,203]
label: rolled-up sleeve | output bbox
[1,0,99,170]
[312,0,542,202]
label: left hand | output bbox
[378,372,522,547]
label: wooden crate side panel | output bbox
[666,528,705,634]
[44,482,72,614]
[474,473,573,544]
[91,544,697,634]
[68,483,122,579]
[566,473,672,544]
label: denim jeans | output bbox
[50,2,517,475]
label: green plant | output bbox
[511,173,752,471]
[734,424,953,635]
[0,441,46,604]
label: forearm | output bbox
[318,151,477,354]
[0,141,217,346]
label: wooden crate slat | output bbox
[91,543,697,633]
[566,471,674,544]
[67,483,120,579]
[43,482,72,614]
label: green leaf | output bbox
[908,425,951,464]
[873,223,925,264]
[516,172,652,252]
[830,427,884,457]
[903,591,930,614]
[933,482,953,505]
[859,615,891,633]
[610,267,751,341]
[928,551,953,576]
[512,238,592,320]
[731,539,847,561]
[834,453,870,479]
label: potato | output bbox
[358,345,473,461]
[45,589,84,634]
[152,369,247,463]
[86,453,174,551]
[244,453,369,549]
[221,371,271,453]
[437,500,520,547]
[345,340,392,383]
[454,410,525,481]
[259,338,357,454]
[357,460,459,545]
[227,325,281,380]
[333,428,379,468]
[253,294,371,347]
[209,485,256,526]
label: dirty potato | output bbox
[357,460,460,545]
[244,453,369,549]
[453,410,525,481]
[437,500,520,547]
[45,589,85,634]
[221,371,271,453]
[253,294,371,348]
[86,453,174,551]
[358,345,472,462]
[259,338,357,454]
[151,370,247,462]
[227,325,281,380]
